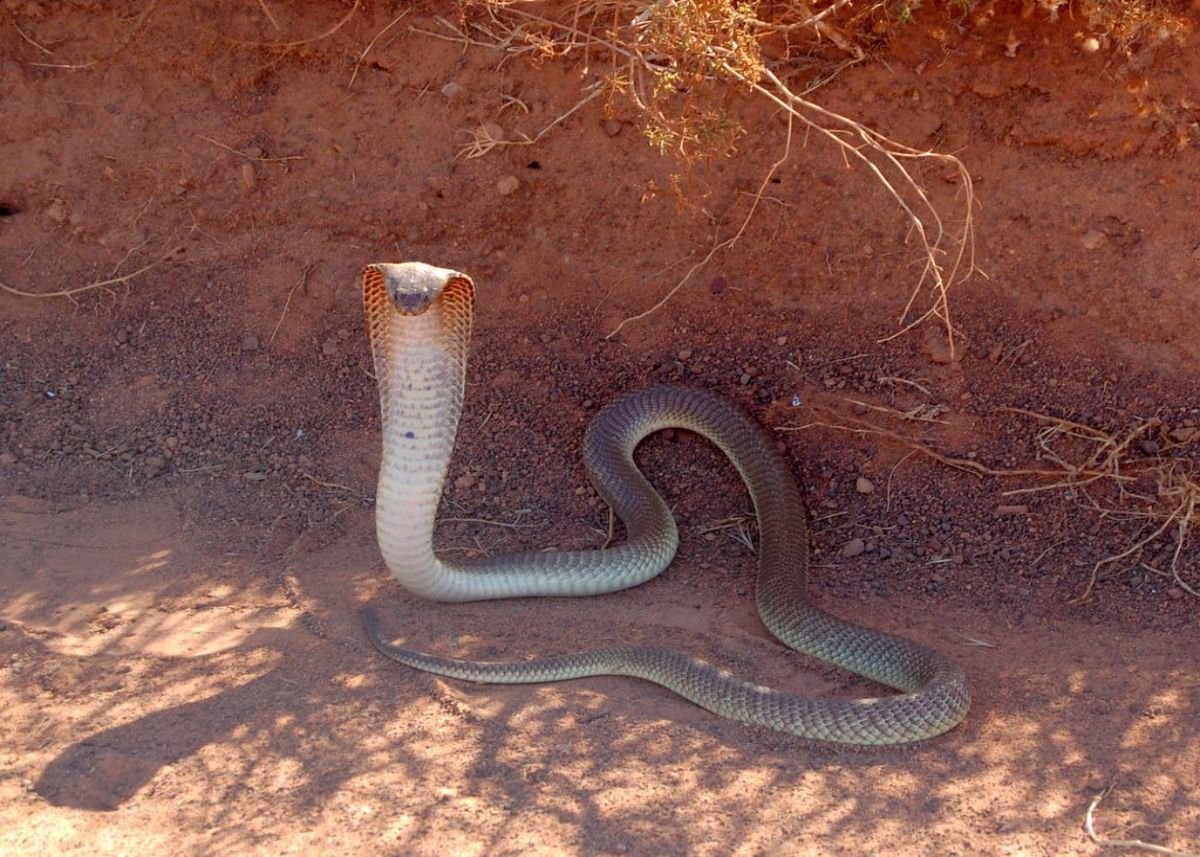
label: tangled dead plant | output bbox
[789,403,1200,602]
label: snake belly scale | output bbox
[361,262,970,745]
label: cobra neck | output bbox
[374,306,466,599]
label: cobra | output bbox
[360,262,970,745]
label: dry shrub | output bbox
[437,0,1190,345]
[445,0,976,349]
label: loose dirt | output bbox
[1,3,1197,855]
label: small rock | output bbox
[0,452,16,466]
[0,620,7,632]
[709,276,727,295]
[1166,587,1185,600]
[1170,426,1198,443]
[239,163,257,192]
[855,476,875,494]
[841,538,866,558]
[1081,229,1107,250]
[776,336,788,346]
[144,455,167,477]
[677,348,693,362]
[243,471,268,481]
[495,175,520,196]
[1081,36,1101,53]
[240,333,260,352]
[454,473,476,490]
[1139,439,1161,455]
[852,401,869,416]
[994,504,1028,516]
[602,119,623,137]
[116,327,130,344]
[321,340,339,357]
[46,199,68,224]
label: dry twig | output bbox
[269,263,314,345]
[29,0,161,69]
[0,244,180,302]
[607,112,797,339]
[218,0,360,49]
[1084,785,1199,857]
[198,135,304,163]
[348,9,409,89]
[457,86,604,160]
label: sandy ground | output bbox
[1,2,1198,854]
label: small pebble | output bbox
[1139,439,1161,455]
[239,163,257,192]
[855,476,875,494]
[1081,36,1101,53]
[994,504,1028,516]
[116,328,130,344]
[496,175,520,196]
[852,402,869,416]
[677,348,693,362]
[46,199,68,224]
[841,538,866,558]
[454,473,476,490]
[440,81,463,99]
[1166,587,1185,600]
[241,333,260,352]
[709,276,727,295]
[602,119,622,137]
[144,455,167,477]
[1081,229,1107,250]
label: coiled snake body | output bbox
[361,262,970,744]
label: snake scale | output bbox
[360,262,970,744]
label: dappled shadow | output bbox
[6,523,1196,853]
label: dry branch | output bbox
[444,0,974,351]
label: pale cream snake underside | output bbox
[360,262,970,745]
